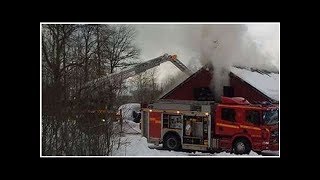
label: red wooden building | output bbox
[160,64,279,104]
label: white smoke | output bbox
[196,24,278,100]
[134,24,279,100]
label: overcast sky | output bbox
[132,24,279,84]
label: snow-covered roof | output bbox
[230,66,279,102]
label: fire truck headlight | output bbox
[149,109,152,112]
[177,111,180,114]
[205,112,209,116]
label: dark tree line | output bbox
[42,24,140,155]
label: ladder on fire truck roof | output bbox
[79,54,193,91]
[170,57,193,75]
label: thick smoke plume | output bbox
[198,24,278,101]
[134,24,279,101]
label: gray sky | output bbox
[132,24,279,84]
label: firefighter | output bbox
[185,120,192,136]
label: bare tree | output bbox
[129,68,162,104]
[79,25,96,82]
[100,25,140,110]
[42,24,141,156]
[42,24,80,110]
[102,25,140,73]
[42,24,80,155]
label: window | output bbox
[263,110,279,125]
[193,87,214,101]
[183,116,203,137]
[163,114,182,129]
[169,115,182,129]
[221,108,236,122]
[223,86,234,97]
[246,110,261,125]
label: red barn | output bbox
[160,64,279,104]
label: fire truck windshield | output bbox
[263,109,279,125]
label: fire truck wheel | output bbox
[233,138,251,155]
[163,134,181,151]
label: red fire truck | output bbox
[141,96,279,154]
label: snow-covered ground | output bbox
[120,120,141,134]
[113,134,188,156]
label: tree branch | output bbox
[60,61,84,73]
[42,38,54,70]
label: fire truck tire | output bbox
[233,138,251,155]
[163,134,181,151]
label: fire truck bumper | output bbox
[260,142,270,150]
[257,141,278,151]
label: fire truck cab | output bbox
[141,96,279,154]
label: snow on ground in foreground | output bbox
[214,151,259,156]
[112,134,262,157]
[113,134,188,156]
[121,120,141,134]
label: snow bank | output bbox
[117,103,142,134]
[121,120,141,134]
[118,103,141,122]
[230,67,279,102]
